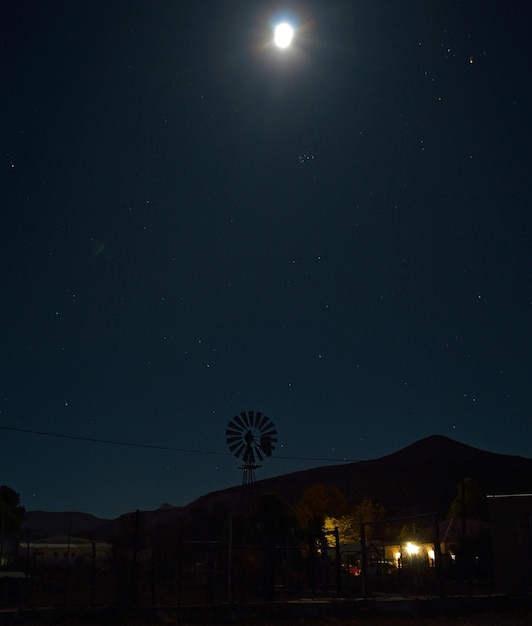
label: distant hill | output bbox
[183,435,532,517]
[22,436,532,537]
[22,510,110,538]
[22,504,186,539]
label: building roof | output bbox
[440,518,490,543]
[21,536,110,548]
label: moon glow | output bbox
[273,22,294,49]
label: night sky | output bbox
[2,1,530,517]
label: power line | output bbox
[0,425,228,456]
[0,425,357,463]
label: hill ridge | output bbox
[23,435,532,537]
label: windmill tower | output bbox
[226,410,277,505]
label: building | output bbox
[20,536,111,567]
[488,493,532,593]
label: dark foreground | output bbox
[4,596,532,626]
[11,613,532,626]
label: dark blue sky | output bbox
[2,1,530,516]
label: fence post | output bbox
[24,530,31,607]
[64,520,71,607]
[207,542,215,604]
[334,527,342,596]
[91,541,96,606]
[227,514,233,604]
[131,509,140,606]
[432,513,444,598]
[360,523,369,598]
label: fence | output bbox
[5,510,498,608]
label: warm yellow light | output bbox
[405,541,419,556]
[428,548,435,561]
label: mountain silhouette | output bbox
[183,435,532,517]
[22,435,532,537]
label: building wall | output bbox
[488,494,532,593]
[21,538,111,567]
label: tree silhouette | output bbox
[295,483,348,532]
[255,492,296,543]
[324,498,388,543]
[0,485,25,537]
[447,477,488,521]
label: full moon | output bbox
[273,22,294,49]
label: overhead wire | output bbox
[0,425,358,463]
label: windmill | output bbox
[226,410,277,504]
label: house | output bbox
[20,535,111,567]
[381,518,490,574]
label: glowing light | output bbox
[274,22,294,48]
[405,542,419,556]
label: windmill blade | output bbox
[227,416,241,429]
[232,414,247,431]
[230,442,246,459]
[226,411,277,471]
[253,411,263,428]
[255,445,264,462]
[226,426,243,439]
[226,435,243,449]
[264,434,278,445]
[261,421,277,434]
[225,430,242,441]
[225,423,242,435]
[261,426,277,440]
[240,411,252,428]
[227,438,244,453]
[257,413,270,432]
[260,434,275,456]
